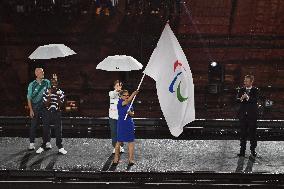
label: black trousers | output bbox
[41,109,63,149]
[30,102,50,143]
[239,117,257,152]
[109,118,124,148]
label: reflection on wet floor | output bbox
[0,137,283,173]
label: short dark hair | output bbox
[113,80,120,87]
[245,75,254,82]
[119,90,128,97]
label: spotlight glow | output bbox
[210,62,217,67]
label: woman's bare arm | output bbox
[122,90,139,106]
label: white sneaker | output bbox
[28,143,35,151]
[46,142,52,149]
[36,147,44,154]
[120,146,125,153]
[58,148,67,155]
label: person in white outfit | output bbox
[109,80,124,153]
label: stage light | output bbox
[208,61,224,83]
[210,61,217,67]
[265,99,273,107]
[207,61,224,94]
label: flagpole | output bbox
[124,73,145,120]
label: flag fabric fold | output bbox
[143,23,195,137]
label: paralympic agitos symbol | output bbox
[168,60,188,102]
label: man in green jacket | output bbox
[27,67,51,150]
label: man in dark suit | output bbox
[237,75,259,158]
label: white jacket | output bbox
[109,90,120,119]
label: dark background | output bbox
[0,0,283,119]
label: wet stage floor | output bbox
[0,137,283,173]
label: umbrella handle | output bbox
[124,73,146,120]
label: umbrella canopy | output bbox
[96,55,143,71]
[29,44,76,60]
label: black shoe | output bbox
[128,162,135,166]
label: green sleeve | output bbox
[46,79,51,88]
[27,82,33,100]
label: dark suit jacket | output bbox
[237,87,259,120]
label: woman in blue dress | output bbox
[113,89,139,166]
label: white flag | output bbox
[143,23,195,137]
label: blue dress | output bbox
[117,99,135,142]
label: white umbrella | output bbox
[96,55,143,71]
[29,44,76,60]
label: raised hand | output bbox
[118,82,123,90]
[132,90,139,96]
[52,73,58,81]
